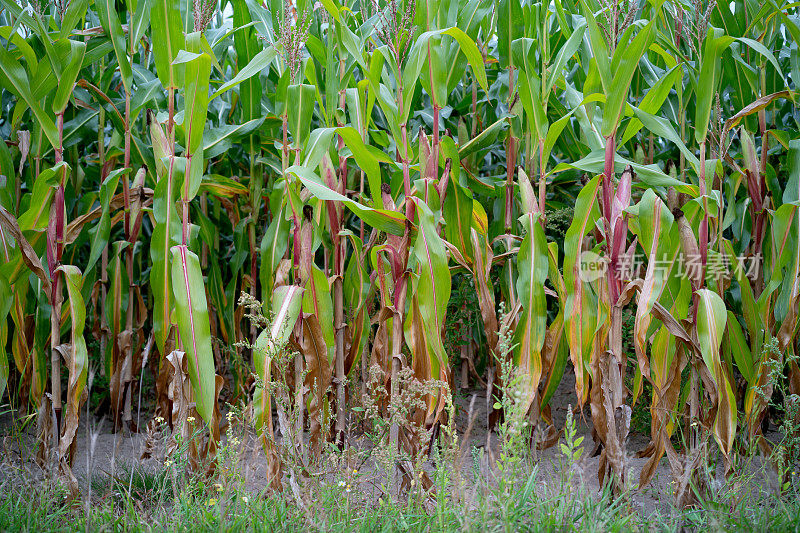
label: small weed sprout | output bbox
[559,406,584,488]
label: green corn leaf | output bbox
[211,46,277,99]
[696,288,735,458]
[0,46,59,148]
[602,19,656,137]
[458,117,506,158]
[419,36,448,106]
[725,311,753,384]
[515,48,549,142]
[631,106,699,170]
[52,39,86,114]
[59,0,89,38]
[17,164,64,231]
[253,285,303,442]
[497,0,524,69]
[287,165,406,235]
[402,27,488,120]
[170,245,216,424]
[152,0,185,89]
[183,32,212,156]
[545,22,586,95]
[513,212,549,411]
[302,128,337,171]
[336,126,394,204]
[694,30,734,144]
[563,175,601,403]
[443,174,474,260]
[287,84,317,149]
[85,168,128,277]
[550,150,695,193]
[151,159,181,358]
[581,0,612,92]
[130,0,155,50]
[260,206,291,306]
[409,199,451,382]
[621,65,683,144]
[95,0,133,93]
[202,118,265,158]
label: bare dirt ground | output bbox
[0,367,781,516]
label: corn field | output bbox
[1,0,799,509]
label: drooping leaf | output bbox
[170,245,216,424]
[513,212,549,412]
[697,289,736,459]
[55,265,88,462]
[287,165,406,235]
[253,285,303,452]
[563,175,601,403]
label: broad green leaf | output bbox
[302,127,336,171]
[17,164,64,231]
[725,312,753,383]
[513,212,549,411]
[621,65,683,144]
[151,159,181,358]
[696,288,736,458]
[51,40,85,114]
[631,106,699,170]
[95,0,133,92]
[260,206,290,305]
[337,126,394,204]
[407,200,451,393]
[183,32,212,155]
[545,22,586,94]
[231,0,264,126]
[402,27,488,120]
[497,0,524,69]
[287,84,317,148]
[602,19,656,137]
[85,168,128,276]
[0,46,58,148]
[211,46,277,99]
[202,118,264,158]
[694,30,734,144]
[152,0,185,88]
[130,0,155,49]
[443,175,474,259]
[197,174,249,198]
[563,175,601,403]
[59,0,89,38]
[253,285,303,444]
[458,117,506,158]
[551,150,696,194]
[581,0,612,91]
[287,165,406,235]
[170,245,216,424]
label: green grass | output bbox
[4,469,800,533]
